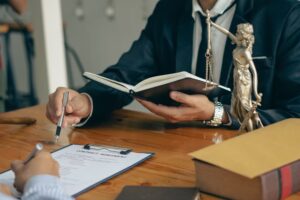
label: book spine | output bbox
[261,160,300,200]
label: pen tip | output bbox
[55,126,61,136]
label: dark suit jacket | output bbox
[79,0,300,127]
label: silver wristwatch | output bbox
[205,101,224,127]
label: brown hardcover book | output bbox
[194,160,300,200]
[190,118,300,200]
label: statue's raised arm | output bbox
[205,11,238,44]
[210,21,238,44]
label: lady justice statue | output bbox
[205,11,263,132]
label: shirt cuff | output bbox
[23,175,73,200]
[0,193,15,200]
[24,175,63,193]
[74,93,94,127]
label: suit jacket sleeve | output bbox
[257,4,300,125]
[77,1,166,125]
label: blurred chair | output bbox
[0,23,38,111]
[0,24,9,112]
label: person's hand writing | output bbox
[137,91,228,123]
[46,87,92,127]
[11,151,59,193]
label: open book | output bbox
[83,71,231,106]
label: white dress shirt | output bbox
[191,0,236,83]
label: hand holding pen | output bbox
[55,91,69,143]
[11,144,59,192]
[23,143,44,164]
[46,88,92,130]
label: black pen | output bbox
[23,143,44,164]
[55,91,69,143]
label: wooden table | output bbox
[0,105,298,200]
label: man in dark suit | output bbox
[46,0,300,129]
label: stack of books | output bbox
[190,119,300,200]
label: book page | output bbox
[133,71,220,93]
[83,72,133,93]
[0,144,153,197]
[134,72,188,91]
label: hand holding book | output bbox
[83,71,231,106]
[136,91,219,123]
[83,71,231,124]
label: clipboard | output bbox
[0,144,154,197]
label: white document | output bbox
[0,144,153,197]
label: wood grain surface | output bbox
[0,105,298,200]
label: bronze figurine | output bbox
[206,10,263,132]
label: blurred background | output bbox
[0,0,158,112]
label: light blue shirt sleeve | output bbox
[0,193,15,200]
[22,175,74,200]
[0,175,73,200]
